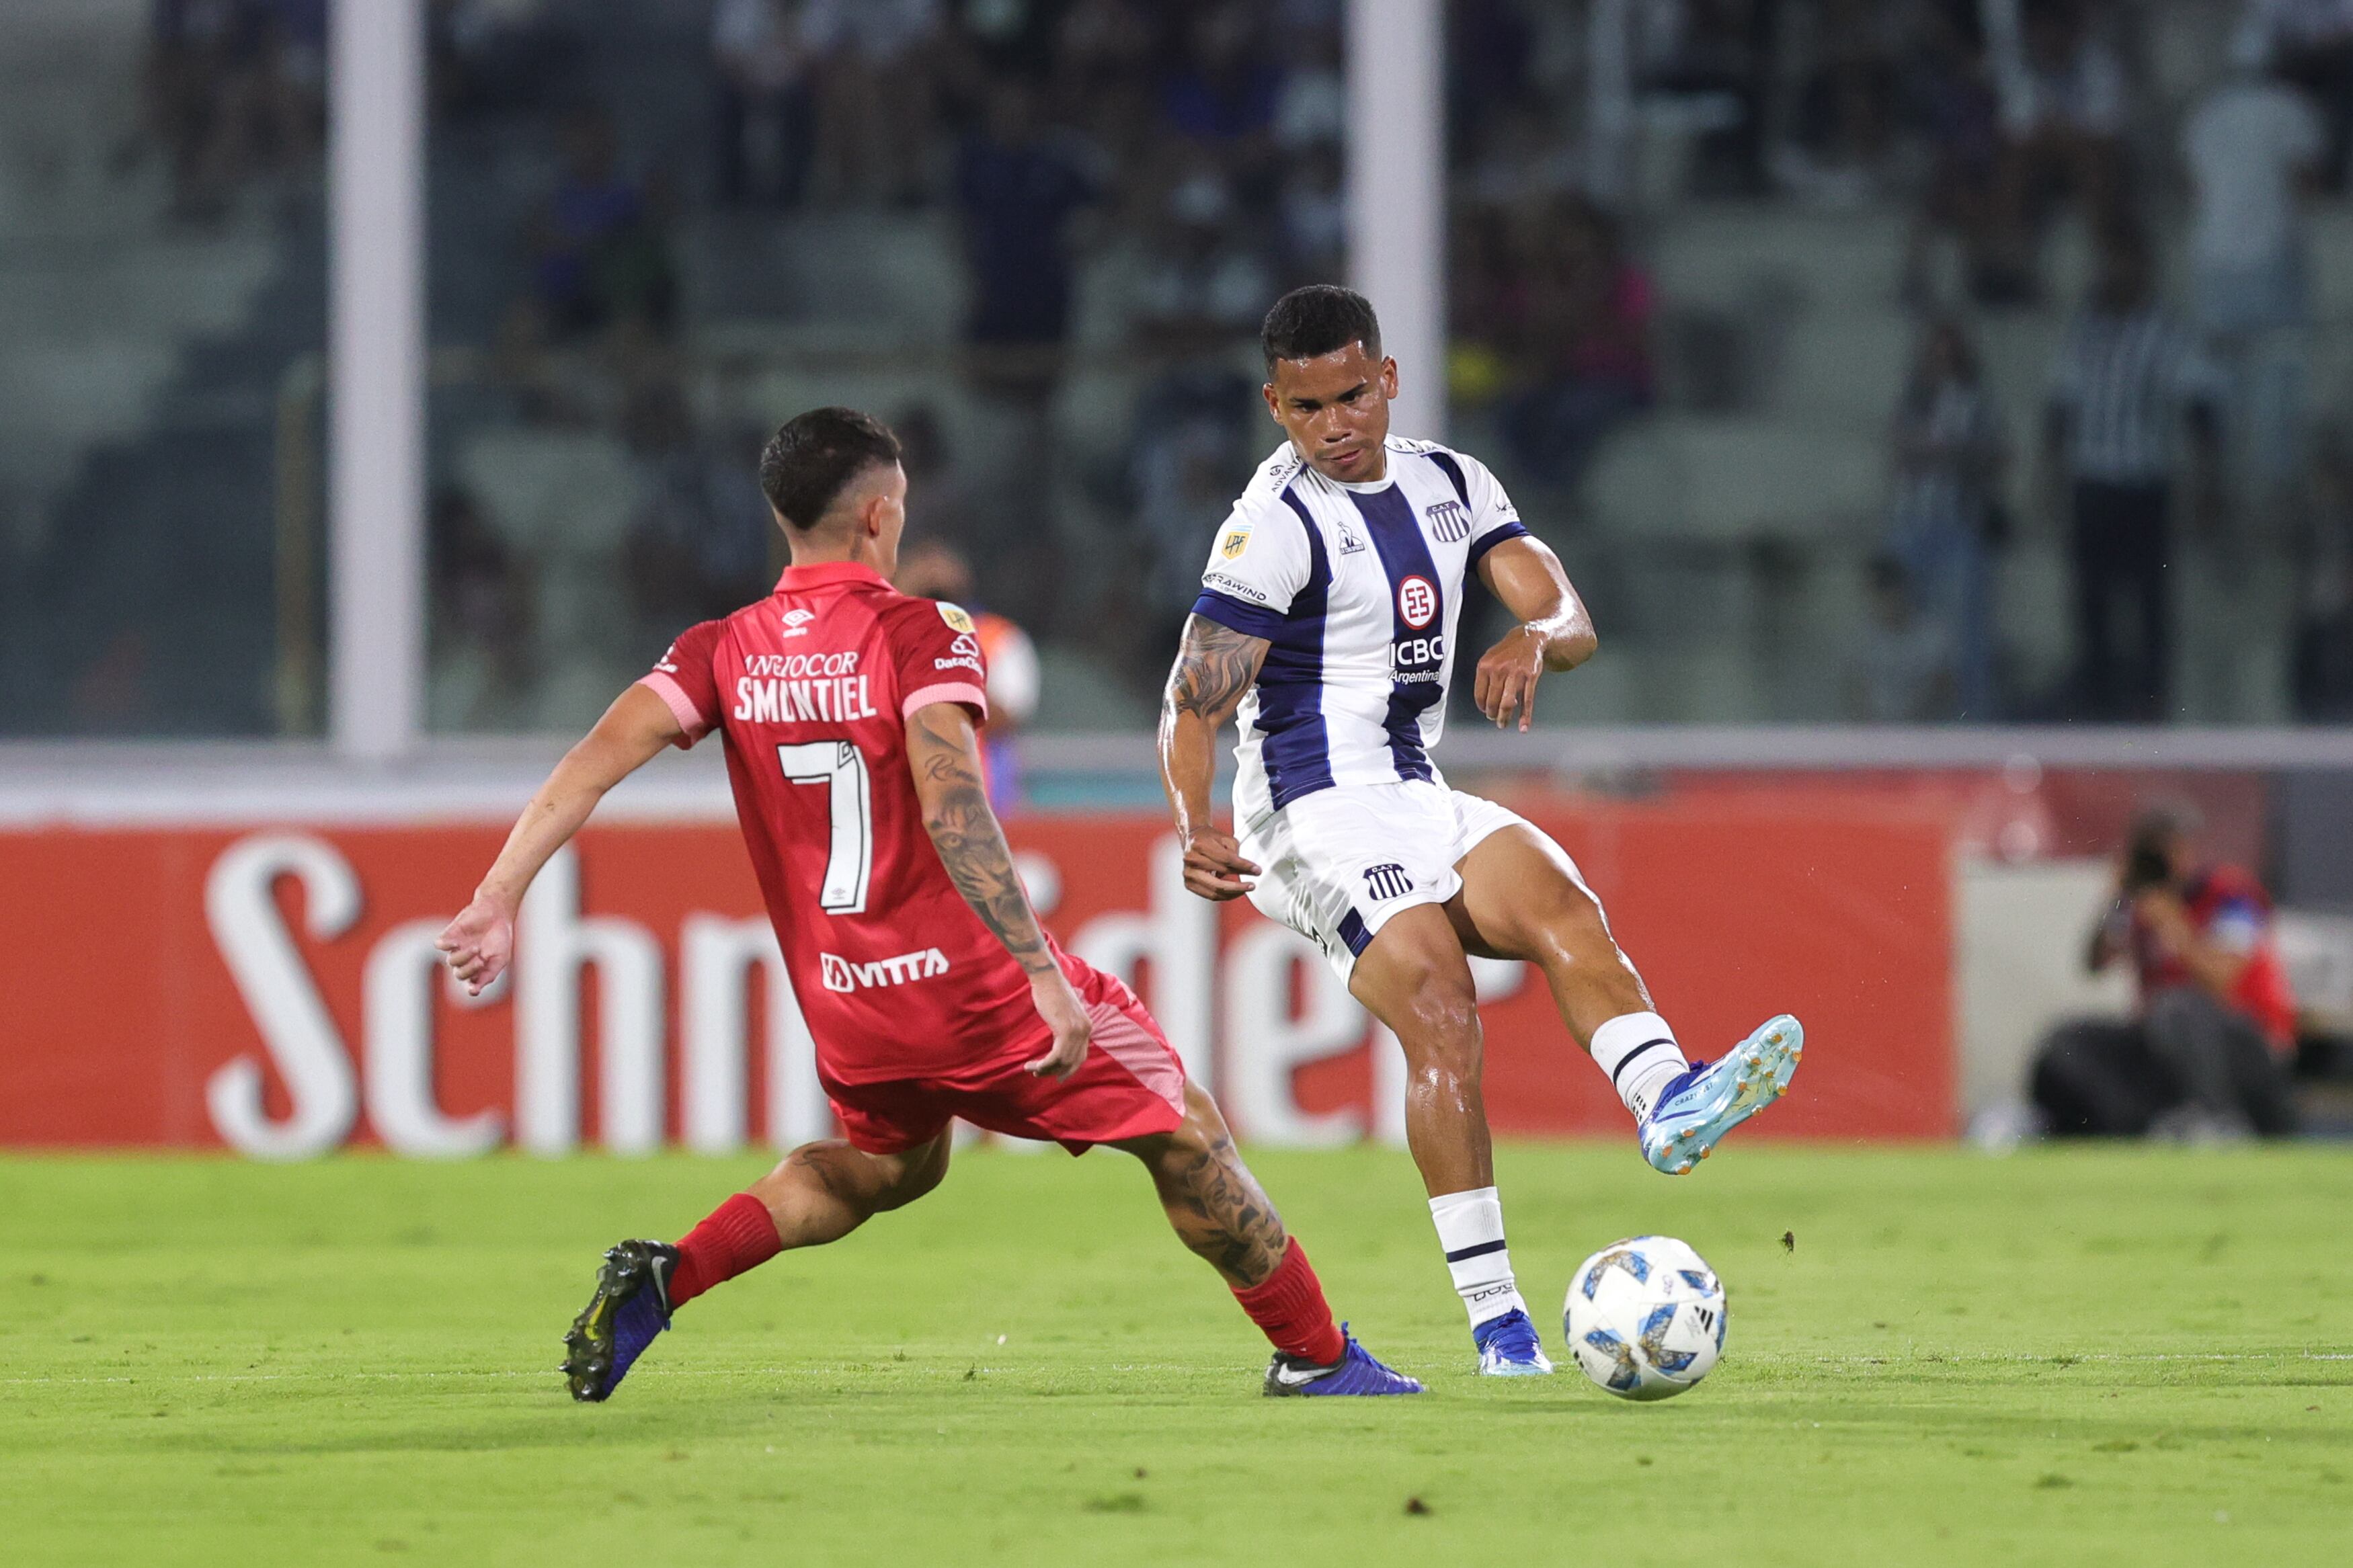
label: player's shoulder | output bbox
[1236,442,1314,512]
[1388,434,1495,491]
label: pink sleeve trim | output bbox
[902,682,990,722]
[637,673,715,744]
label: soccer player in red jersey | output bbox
[436,407,1419,1401]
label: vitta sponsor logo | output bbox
[819,948,953,993]
[1425,501,1470,542]
[1363,863,1414,901]
[781,607,816,637]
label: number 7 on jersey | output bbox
[777,741,873,913]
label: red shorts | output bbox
[820,961,1187,1155]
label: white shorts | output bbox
[1240,778,1532,981]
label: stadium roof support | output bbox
[1347,0,1447,442]
[327,0,427,763]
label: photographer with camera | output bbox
[2032,801,2300,1139]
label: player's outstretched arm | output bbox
[436,684,684,995]
[1158,614,1269,902]
[1472,535,1599,733]
[905,701,1092,1079]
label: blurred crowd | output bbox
[134,0,327,223]
[165,0,2342,733]
[1442,0,2353,725]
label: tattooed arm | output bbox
[1157,614,1271,903]
[905,700,1091,1078]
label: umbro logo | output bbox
[1425,500,1470,542]
[1363,863,1413,901]
[781,608,815,638]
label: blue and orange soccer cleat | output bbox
[561,1239,678,1403]
[1472,1307,1554,1376]
[1640,1014,1804,1175]
[1263,1325,1424,1397]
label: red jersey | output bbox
[639,561,1046,1083]
[2131,863,2299,1050]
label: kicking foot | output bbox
[1264,1325,1424,1397]
[1472,1307,1554,1376]
[561,1239,678,1403]
[1640,1014,1804,1175]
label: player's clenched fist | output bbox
[1181,827,1261,901]
[436,893,516,996]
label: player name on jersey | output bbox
[730,649,879,725]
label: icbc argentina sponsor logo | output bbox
[820,948,953,993]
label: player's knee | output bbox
[869,1136,951,1212]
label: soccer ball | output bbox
[1563,1235,1727,1401]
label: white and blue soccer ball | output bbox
[1563,1235,1727,1401]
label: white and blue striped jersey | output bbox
[1193,436,1531,826]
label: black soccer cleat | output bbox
[561,1239,678,1403]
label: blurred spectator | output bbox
[1983,0,2128,302]
[1161,4,1283,151]
[1639,0,1783,198]
[953,81,1100,378]
[1847,555,1960,721]
[429,487,535,730]
[621,383,773,639]
[1773,0,1903,206]
[1130,368,1259,656]
[1131,168,1276,356]
[2235,0,2353,189]
[895,539,1041,813]
[1495,196,1656,489]
[1276,140,1347,284]
[2184,54,2325,504]
[2032,802,2299,1139]
[711,0,812,208]
[1051,0,1160,161]
[530,109,676,341]
[803,0,941,206]
[893,405,986,557]
[1886,318,2007,717]
[2042,233,2226,720]
[141,0,326,223]
[2292,429,2353,717]
[1901,0,2007,302]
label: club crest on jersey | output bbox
[781,607,816,637]
[1220,524,1252,559]
[1363,863,1414,901]
[937,602,976,634]
[1398,575,1437,629]
[1425,500,1471,542]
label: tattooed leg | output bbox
[1117,1083,1291,1288]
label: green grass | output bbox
[3,1144,2350,1567]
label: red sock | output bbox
[1232,1240,1347,1366]
[667,1192,781,1309]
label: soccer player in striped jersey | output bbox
[1157,287,1803,1377]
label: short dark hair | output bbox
[758,407,902,530]
[1262,285,1382,372]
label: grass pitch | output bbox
[3,1143,2349,1567]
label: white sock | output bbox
[1428,1186,1527,1329]
[1590,1011,1689,1122]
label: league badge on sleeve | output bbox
[1221,523,1253,559]
[937,602,976,634]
